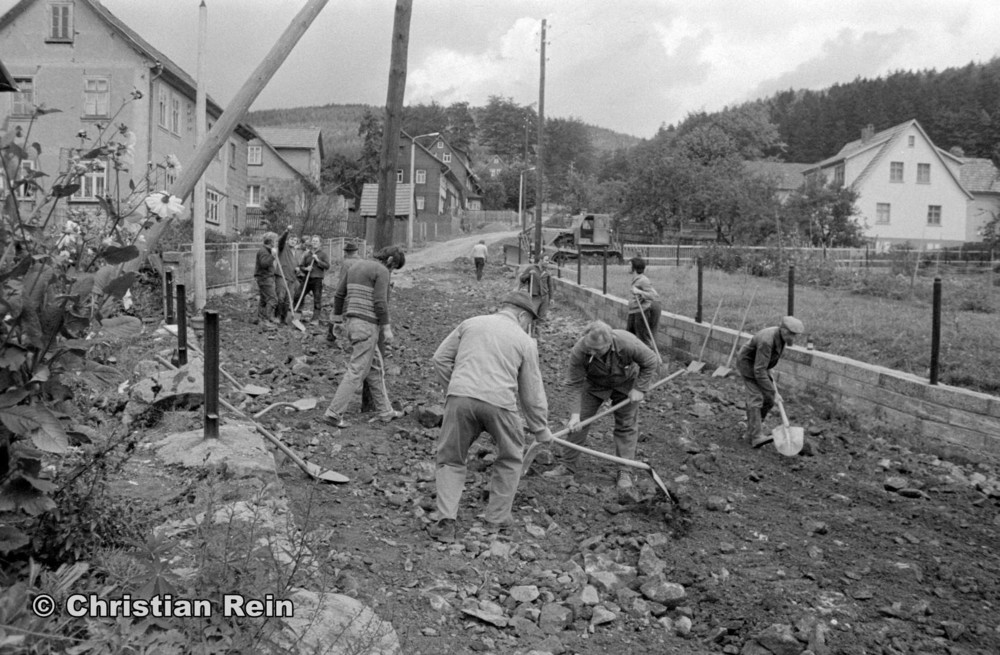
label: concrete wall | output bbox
[552,276,1000,464]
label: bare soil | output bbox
[150,252,1000,655]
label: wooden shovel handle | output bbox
[697,299,723,360]
[725,287,757,366]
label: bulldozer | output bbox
[548,213,623,264]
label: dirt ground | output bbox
[155,248,1000,655]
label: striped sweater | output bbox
[332,259,390,325]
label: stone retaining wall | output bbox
[552,277,1000,463]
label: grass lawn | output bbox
[552,261,1000,395]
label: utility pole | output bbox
[193,0,207,312]
[533,19,546,259]
[375,0,412,251]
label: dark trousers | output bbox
[626,301,661,350]
[256,276,276,322]
[296,278,323,313]
[474,257,485,280]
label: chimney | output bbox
[861,124,875,143]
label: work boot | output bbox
[542,464,575,479]
[616,470,633,490]
[752,431,774,449]
[427,518,457,543]
[745,407,761,442]
[374,409,403,422]
[321,412,349,429]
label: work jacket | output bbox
[564,329,659,415]
[736,326,785,397]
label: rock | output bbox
[674,615,692,636]
[461,599,508,627]
[706,495,727,511]
[638,544,666,576]
[639,576,686,607]
[584,553,637,593]
[940,620,965,641]
[412,461,436,482]
[538,603,573,634]
[755,623,803,655]
[276,588,401,654]
[526,523,547,538]
[415,404,445,428]
[530,636,565,655]
[580,585,600,605]
[884,476,908,492]
[590,605,616,626]
[510,585,540,603]
[645,532,671,547]
[510,616,544,639]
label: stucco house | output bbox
[956,157,1000,243]
[802,120,973,249]
[0,0,253,234]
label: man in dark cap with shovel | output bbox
[427,291,552,543]
[545,320,660,491]
[737,315,805,448]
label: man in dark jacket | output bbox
[296,234,331,321]
[737,316,805,447]
[274,226,299,325]
[545,320,660,490]
[518,255,553,321]
[254,232,278,325]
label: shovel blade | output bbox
[711,366,731,378]
[291,397,318,411]
[242,384,271,397]
[686,361,705,373]
[291,318,306,333]
[302,460,349,483]
[520,441,548,477]
[772,424,805,456]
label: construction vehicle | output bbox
[547,213,623,264]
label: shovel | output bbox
[548,435,677,503]
[687,299,722,373]
[521,368,686,478]
[156,356,348,483]
[274,254,306,332]
[634,292,663,369]
[712,288,757,378]
[293,258,315,315]
[253,397,319,420]
[771,393,804,456]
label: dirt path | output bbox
[405,229,520,270]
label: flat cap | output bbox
[501,291,539,318]
[343,240,359,252]
[781,316,805,334]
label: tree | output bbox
[782,176,865,249]
[542,117,594,203]
[402,101,449,138]
[357,108,384,183]
[479,96,536,160]
[445,101,477,152]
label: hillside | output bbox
[246,103,642,160]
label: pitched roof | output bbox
[359,183,412,217]
[244,126,317,192]
[743,161,809,191]
[255,127,323,152]
[959,157,1000,193]
[0,0,225,113]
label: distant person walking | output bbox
[427,291,552,543]
[471,240,488,281]
[737,316,805,448]
[625,256,661,352]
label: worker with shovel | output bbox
[274,226,300,327]
[737,316,805,448]
[254,232,279,326]
[544,320,660,491]
[322,246,406,428]
[427,291,552,543]
[296,234,330,323]
[518,254,554,323]
[327,240,362,343]
[625,256,661,353]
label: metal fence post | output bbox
[176,284,187,366]
[165,269,175,325]
[204,310,220,439]
[676,242,680,267]
[602,245,608,295]
[787,264,795,316]
[696,256,703,323]
[232,243,239,289]
[577,241,582,285]
[930,277,941,385]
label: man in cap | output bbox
[327,240,362,342]
[296,234,331,322]
[518,254,553,321]
[427,291,552,543]
[322,245,406,428]
[737,316,805,448]
[274,226,300,326]
[545,320,660,490]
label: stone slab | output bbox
[155,421,277,480]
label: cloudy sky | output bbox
[7,0,1000,138]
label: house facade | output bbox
[486,154,505,179]
[398,132,483,214]
[803,120,973,249]
[0,0,252,234]
[957,157,1000,243]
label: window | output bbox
[890,162,903,183]
[416,196,425,211]
[170,96,181,134]
[917,163,930,184]
[415,169,426,184]
[490,169,499,178]
[876,203,891,225]
[832,163,844,187]
[247,185,262,207]
[229,142,236,168]
[72,161,107,201]
[396,169,403,183]
[442,152,452,164]
[908,135,915,147]
[927,205,941,226]
[11,77,34,116]
[158,86,169,128]
[10,161,37,200]
[83,77,110,117]
[206,189,221,224]
[232,204,239,230]
[436,142,443,149]
[247,145,262,165]
[48,3,72,41]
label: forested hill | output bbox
[753,57,1000,162]
[246,103,640,158]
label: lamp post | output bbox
[408,131,440,251]
[519,167,536,236]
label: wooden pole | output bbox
[533,19,546,259]
[203,310,220,439]
[374,0,412,251]
[193,0,208,312]
[139,0,330,260]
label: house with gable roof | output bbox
[956,157,1000,243]
[802,120,973,249]
[0,0,254,234]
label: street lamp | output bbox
[518,167,536,265]
[408,131,440,251]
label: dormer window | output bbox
[443,152,452,163]
[48,3,73,42]
[436,142,443,149]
